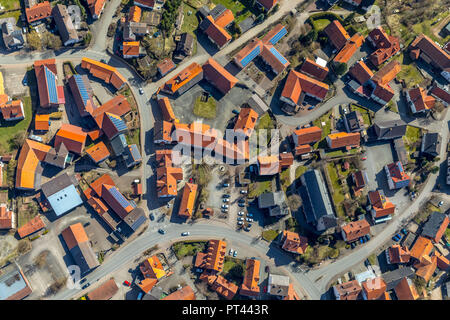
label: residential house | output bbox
[343,111,364,133]
[87,0,106,19]
[234,38,263,69]
[53,4,79,46]
[410,236,434,261]
[430,84,450,107]
[247,93,269,115]
[26,1,52,25]
[421,211,449,243]
[352,170,368,192]
[366,27,400,66]
[162,286,196,300]
[128,5,141,22]
[0,205,14,230]
[81,57,127,90]
[257,155,280,176]
[300,58,329,81]
[384,161,410,190]
[334,33,364,65]
[407,87,436,114]
[361,277,389,300]
[234,107,258,139]
[87,279,119,300]
[409,34,450,82]
[123,21,150,41]
[178,183,197,219]
[16,139,51,190]
[326,132,360,150]
[174,33,194,61]
[134,0,155,9]
[299,170,337,232]
[1,21,24,50]
[369,60,402,105]
[421,132,441,158]
[157,97,176,122]
[98,112,128,140]
[194,239,227,272]
[386,244,411,264]
[257,191,290,217]
[123,144,142,168]
[414,253,437,282]
[280,70,329,106]
[259,43,290,75]
[34,59,65,108]
[202,58,238,94]
[373,119,407,140]
[54,124,87,154]
[61,223,100,274]
[137,255,165,294]
[281,230,308,254]
[0,264,32,300]
[208,274,238,300]
[368,190,395,222]
[17,215,45,238]
[240,259,260,298]
[199,9,233,49]
[292,126,322,156]
[67,74,96,118]
[395,277,419,300]
[349,60,374,85]
[44,142,69,169]
[155,149,183,198]
[324,20,350,51]
[154,120,174,144]
[267,274,290,298]
[157,58,176,77]
[85,141,110,164]
[41,173,83,217]
[393,138,408,166]
[333,280,362,300]
[0,100,24,122]
[341,219,370,242]
[122,41,142,59]
[161,62,203,96]
[256,0,278,11]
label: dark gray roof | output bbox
[421,132,441,157]
[299,170,335,227]
[258,192,275,208]
[210,4,227,20]
[344,111,363,132]
[422,211,448,241]
[44,142,68,169]
[381,267,415,291]
[373,119,407,140]
[175,33,194,57]
[197,6,210,19]
[123,207,146,231]
[393,138,408,165]
[41,173,77,198]
[123,144,142,168]
[53,4,79,45]
[110,134,127,156]
[69,242,100,275]
[2,22,24,50]
[199,16,213,31]
[247,94,269,115]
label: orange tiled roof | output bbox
[334,33,364,64]
[362,277,387,300]
[333,280,362,300]
[283,283,300,300]
[81,57,126,90]
[414,254,437,282]
[235,38,263,66]
[87,196,109,215]
[17,215,45,238]
[395,277,419,300]
[387,244,410,264]
[87,279,118,300]
[137,277,157,294]
[202,58,238,94]
[205,239,227,272]
[156,165,183,197]
[0,100,24,120]
[61,223,89,250]
[295,144,312,156]
[26,1,52,24]
[204,15,232,48]
[140,255,166,279]
[123,41,140,57]
[410,236,434,260]
[35,114,50,131]
[90,173,115,197]
[324,20,350,50]
[434,251,450,270]
[240,259,260,297]
[55,123,87,155]
[408,87,436,112]
[341,219,370,242]
[128,5,141,22]
[257,155,280,176]
[178,183,197,218]
[210,275,238,300]
[157,97,176,122]
[293,126,322,145]
[279,152,294,168]
[157,58,176,76]
[281,70,329,104]
[162,62,203,94]
[162,286,196,300]
[85,141,110,163]
[409,34,450,71]
[0,206,13,229]
[282,230,308,254]
[368,27,400,66]
[368,190,395,218]
[257,0,278,10]
[260,44,290,74]
[327,132,360,149]
[16,139,51,190]
[214,8,234,28]
[234,107,258,137]
[371,60,402,86]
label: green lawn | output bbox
[351,104,373,126]
[0,0,21,11]
[0,96,32,154]
[313,111,332,149]
[181,2,199,37]
[314,19,331,31]
[262,229,279,242]
[325,148,359,158]
[295,166,307,180]
[326,162,346,218]
[222,257,245,285]
[248,180,272,198]
[411,11,450,46]
[404,126,421,146]
[212,0,255,24]
[393,53,425,88]
[280,168,290,191]
[193,96,216,119]
[172,241,207,259]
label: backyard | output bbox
[393,53,426,88]
[295,166,307,180]
[181,2,199,36]
[0,96,32,154]
[212,0,257,24]
[222,256,245,286]
[262,229,279,242]
[403,125,422,161]
[326,162,350,218]
[248,179,272,198]
[193,95,216,119]
[313,111,332,149]
[351,104,373,126]
[172,241,207,259]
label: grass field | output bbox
[222,257,245,285]
[325,148,359,158]
[181,2,199,36]
[295,166,307,180]
[314,19,331,31]
[0,0,20,11]
[393,53,425,88]
[326,162,347,218]
[0,96,32,154]
[248,180,272,198]
[193,96,216,119]
[313,111,332,149]
[212,0,256,24]
[280,168,290,191]
[262,229,279,242]
[172,241,207,259]
[351,104,373,126]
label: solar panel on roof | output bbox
[45,66,58,104]
[108,186,131,209]
[240,46,261,67]
[269,27,287,45]
[269,47,288,65]
[74,75,90,106]
[107,114,127,132]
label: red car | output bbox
[361,157,367,161]
[189,178,193,183]
[263,286,267,293]
[123,280,131,286]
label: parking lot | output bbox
[363,141,393,191]
[1,66,29,97]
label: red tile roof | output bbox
[292,126,322,145]
[178,183,197,218]
[85,141,110,163]
[157,58,176,76]
[240,259,260,297]
[196,240,227,272]
[234,38,263,67]
[349,60,374,85]
[260,44,290,74]
[202,58,238,94]
[26,1,52,24]
[91,95,131,119]
[281,230,308,254]
[55,124,87,154]
[61,223,89,250]
[386,161,410,187]
[362,277,387,300]
[34,59,61,108]
[35,114,50,131]
[434,251,450,270]
[341,219,370,242]
[257,155,279,176]
[214,8,234,28]
[0,100,24,120]
[387,245,410,264]
[90,173,115,197]
[410,236,434,260]
[234,107,258,137]
[295,144,312,156]
[300,58,329,81]
[162,286,196,300]
[257,0,277,10]
[122,41,140,57]
[368,190,395,218]
[324,20,350,50]
[134,0,155,8]
[162,62,203,95]
[395,277,419,300]
[17,216,45,238]
[430,85,450,105]
[367,27,401,66]
[408,87,436,112]
[261,23,285,44]
[0,206,13,229]
[16,139,51,190]
[334,33,364,64]
[371,60,402,86]
[87,0,106,18]
[281,70,329,104]
[87,279,118,300]
[128,5,141,22]
[204,15,232,48]
[326,132,360,149]
[210,275,238,300]
[414,254,437,282]
[409,34,450,71]
[81,57,127,90]
[333,280,362,300]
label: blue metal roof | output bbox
[240,45,261,67]
[74,75,90,106]
[108,186,131,209]
[45,66,58,104]
[268,27,287,45]
[269,46,288,65]
[47,185,83,216]
[0,268,27,300]
[107,114,127,132]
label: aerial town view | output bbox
[0,0,450,308]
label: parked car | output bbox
[221,208,228,213]
[82,283,90,289]
[246,213,253,217]
[351,242,356,249]
[238,203,245,207]
[401,228,408,235]
[158,228,166,234]
[438,200,444,207]
[247,224,252,228]
[221,204,229,209]
[244,227,250,232]
[223,183,230,187]
[246,218,253,222]
[229,249,233,255]
[238,198,246,203]
[392,234,401,241]
[149,213,155,221]
[238,211,244,216]
[233,251,237,257]
[181,232,190,236]
[223,194,230,198]
[237,217,244,221]
[237,221,243,225]
[139,88,144,95]
[240,190,248,194]
[123,280,131,286]
[80,278,87,284]
[223,199,230,203]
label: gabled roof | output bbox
[386,161,410,186]
[178,183,197,218]
[371,60,401,86]
[421,211,449,243]
[102,184,134,219]
[281,70,329,104]
[17,215,45,238]
[156,165,183,197]
[234,38,263,67]
[122,41,140,57]
[349,60,374,85]
[134,0,155,8]
[341,219,370,242]
[61,223,89,250]
[55,124,87,154]
[90,173,115,197]
[257,155,279,176]
[261,23,287,46]
[430,85,450,105]
[362,277,387,300]
[202,58,238,94]
[210,275,238,300]
[414,254,437,282]
[16,139,51,190]
[234,107,258,137]
[395,277,419,300]
[157,58,176,76]
[408,87,436,112]
[324,20,350,50]
[281,230,308,254]
[387,245,411,264]
[87,0,106,18]
[300,58,329,81]
[327,132,360,149]
[162,62,203,94]
[333,280,362,300]
[257,0,277,10]
[140,255,166,279]
[240,259,260,297]
[162,286,196,300]
[203,239,227,272]
[410,236,434,260]
[34,59,63,107]
[213,8,234,28]
[128,5,141,22]
[137,278,157,294]
[367,27,400,66]
[86,141,110,164]
[203,15,231,48]
[295,144,312,155]
[334,33,364,64]
[157,97,176,122]
[87,279,118,300]
[409,34,450,70]
[91,95,131,120]
[292,126,322,145]
[368,190,395,218]
[0,100,24,120]
[373,119,407,139]
[154,120,173,143]
[260,44,290,74]
[0,206,13,229]
[67,74,95,117]
[81,57,127,90]
[52,4,78,45]
[26,1,52,24]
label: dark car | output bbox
[80,278,87,284]
[150,213,155,221]
[265,266,270,273]
[232,109,240,115]
[82,283,90,289]
[223,183,230,187]
[238,203,245,207]
[238,199,246,203]
[223,194,230,198]
[401,228,408,235]
[158,229,166,234]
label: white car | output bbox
[237,217,244,221]
[223,199,230,203]
[181,232,190,236]
[238,211,244,216]
[229,249,233,255]
[221,204,229,209]
[240,190,248,194]
[237,221,243,225]
[246,218,253,222]
[139,88,144,95]
[438,201,444,207]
